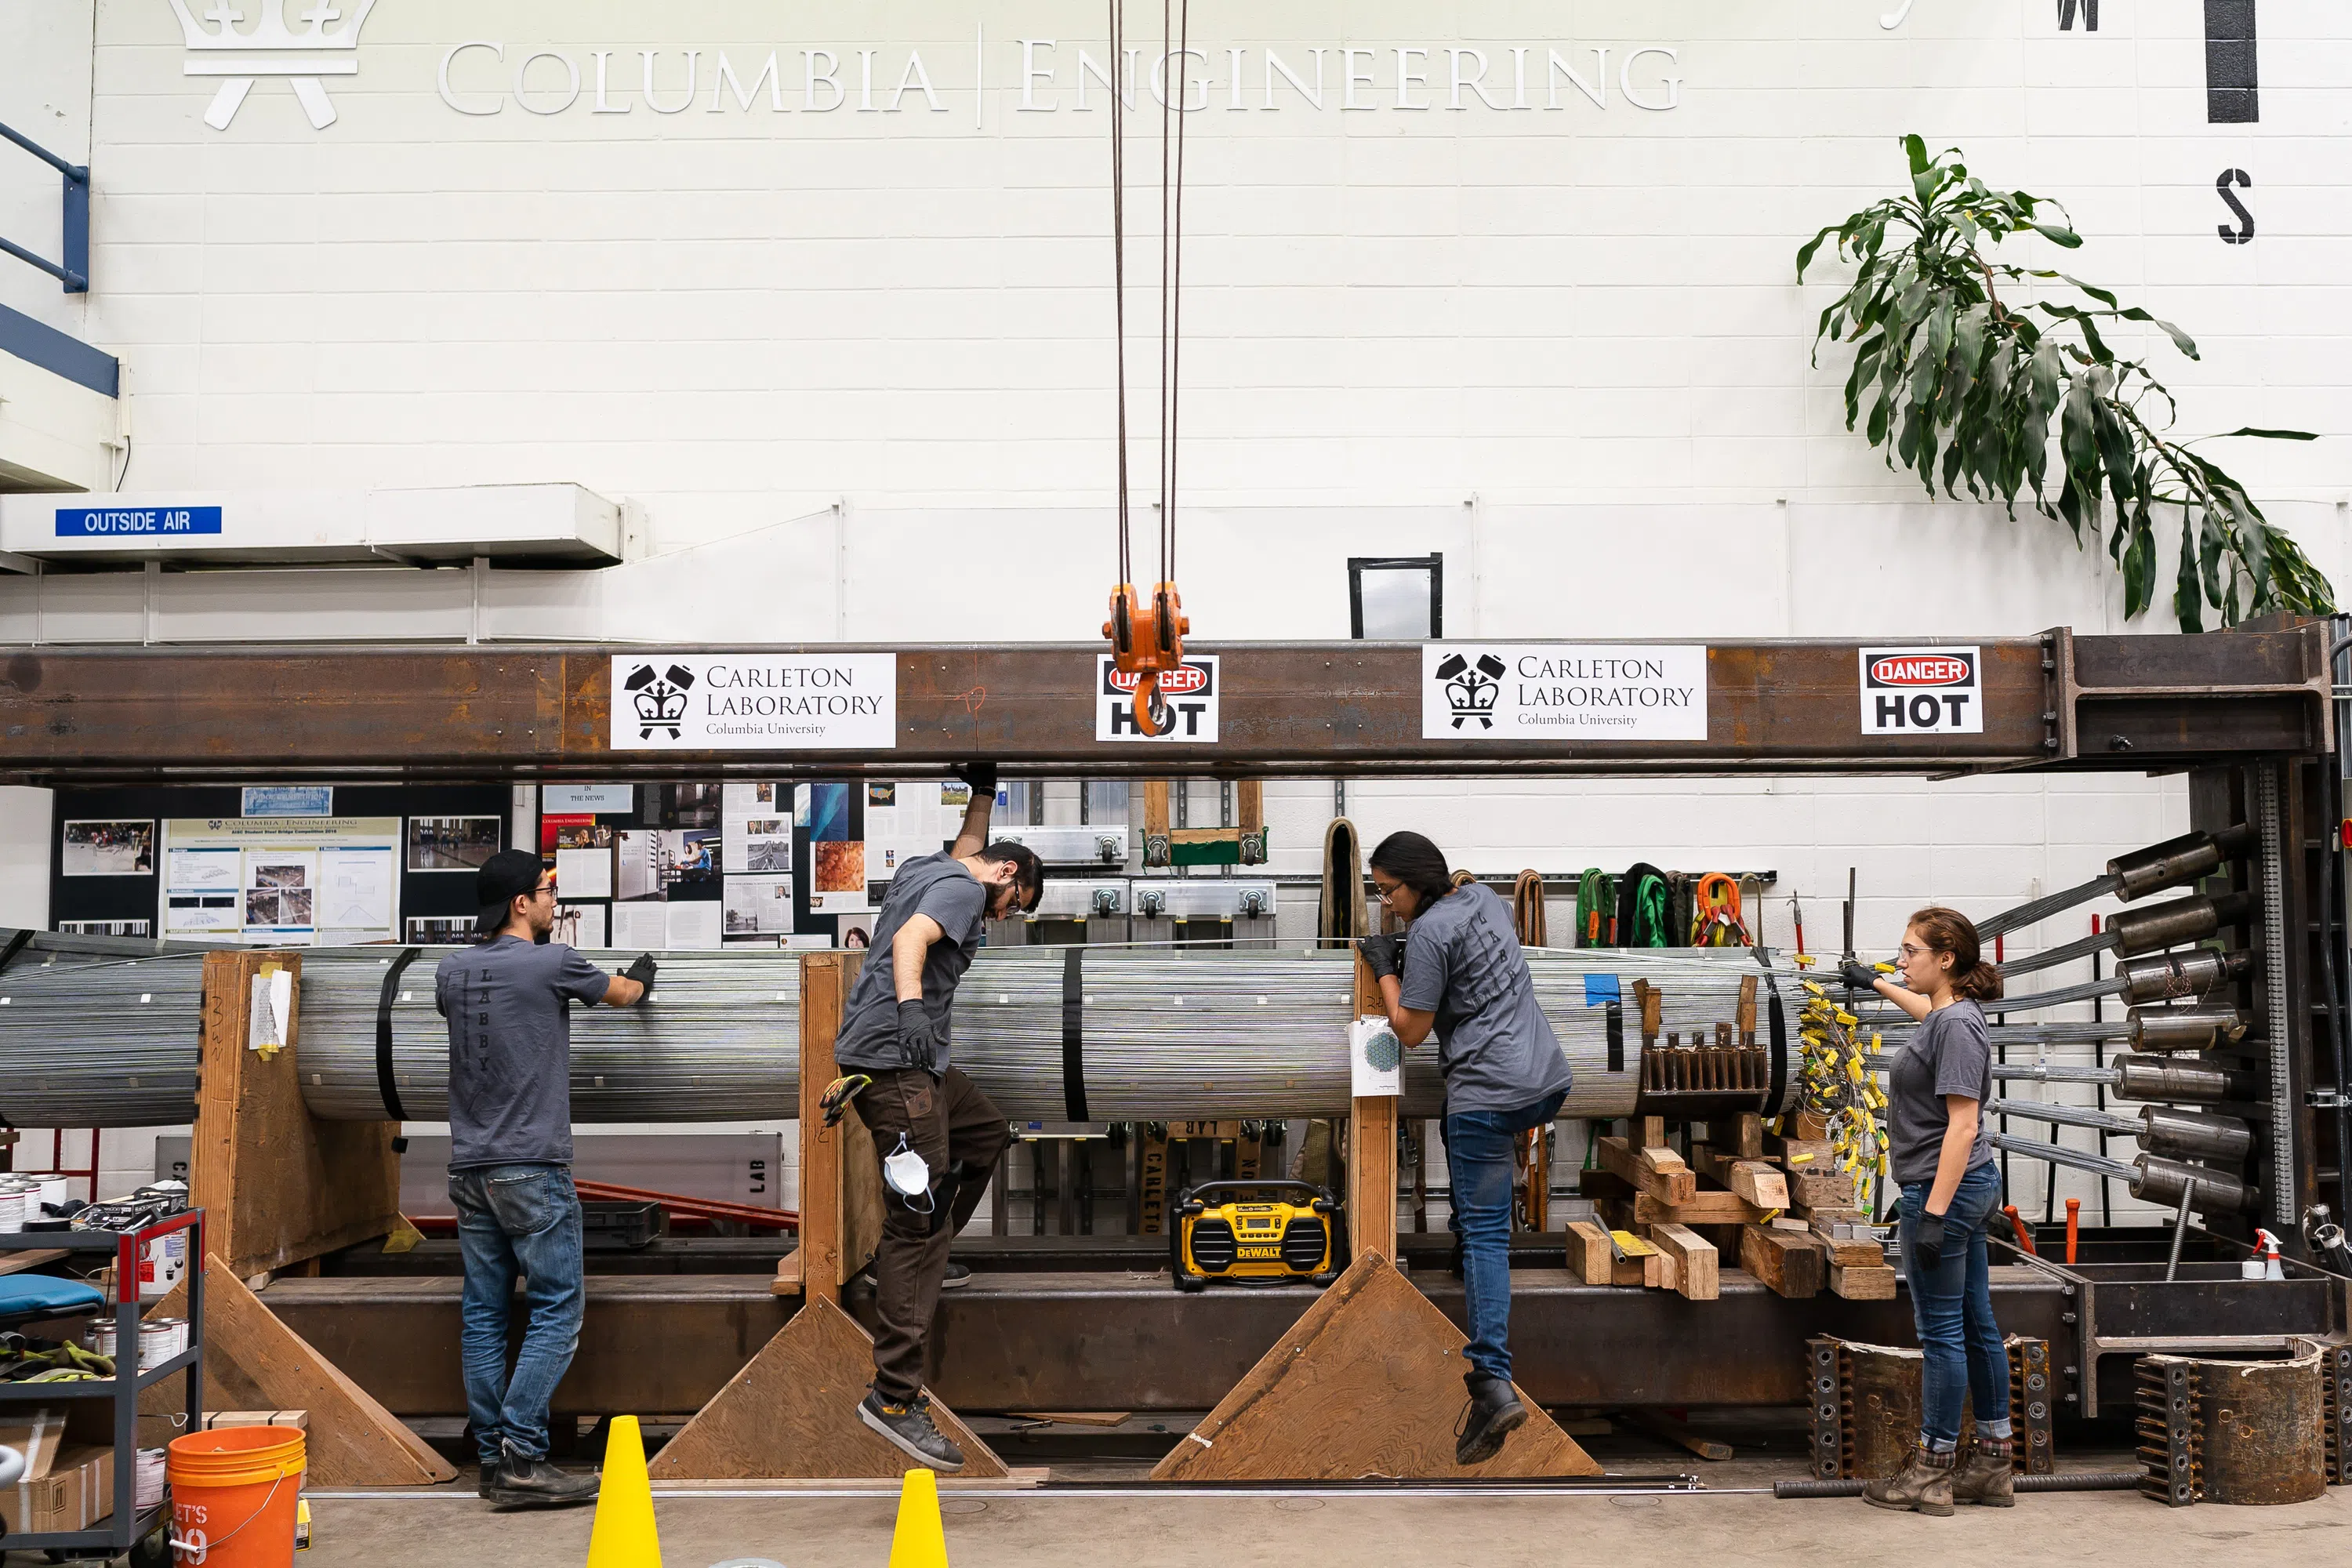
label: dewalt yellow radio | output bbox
[1170,1180,1341,1292]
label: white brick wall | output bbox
[2,2,2337,1225]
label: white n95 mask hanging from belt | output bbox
[883,1134,935,1213]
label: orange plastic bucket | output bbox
[167,1425,305,1566]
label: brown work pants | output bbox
[854,1065,1008,1403]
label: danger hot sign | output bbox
[1859,646,1983,735]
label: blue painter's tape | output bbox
[56,506,223,538]
[1584,973,1621,1006]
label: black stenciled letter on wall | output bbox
[2216,169,2255,245]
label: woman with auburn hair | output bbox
[1838,906,2011,1515]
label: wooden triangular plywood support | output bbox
[140,1257,455,1486]
[648,1296,1009,1481]
[1148,1252,1602,1482]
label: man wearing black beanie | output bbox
[434,848,653,1509]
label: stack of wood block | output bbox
[1564,1115,1897,1302]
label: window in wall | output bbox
[1348,554,1443,640]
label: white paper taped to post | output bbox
[1351,1014,1403,1098]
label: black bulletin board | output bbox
[49,784,513,938]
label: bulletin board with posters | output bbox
[47,785,513,944]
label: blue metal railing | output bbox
[0,119,90,293]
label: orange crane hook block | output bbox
[1104,580,1189,737]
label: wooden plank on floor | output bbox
[1146,1254,1602,1482]
[648,1295,1010,1480]
[1625,1409,1733,1461]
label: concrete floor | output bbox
[281,1464,2352,1567]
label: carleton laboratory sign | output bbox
[608,654,898,750]
[1423,645,1708,742]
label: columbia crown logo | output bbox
[622,662,695,740]
[1435,652,1506,730]
[168,0,378,131]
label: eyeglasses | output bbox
[532,884,557,901]
[1897,942,1937,960]
[1372,880,1403,905]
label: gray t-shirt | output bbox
[1397,882,1573,1113]
[835,852,989,1075]
[435,936,611,1171]
[1889,998,1997,1185]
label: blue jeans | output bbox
[1442,1091,1566,1385]
[1900,1163,2010,1450]
[449,1163,585,1465]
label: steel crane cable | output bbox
[1108,0,1131,598]
[1157,0,1189,593]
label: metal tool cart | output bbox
[0,1210,202,1565]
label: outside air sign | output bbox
[1859,646,1983,735]
[56,506,223,537]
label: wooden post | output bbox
[192,949,400,1279]
[1346,950,1398,1264]
[1142,779,1172,868]
[783,950,880,1304]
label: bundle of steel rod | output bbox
[1988,1131,2256,1214]
[296,949,804,1123]
[1986,1098,2254,1163]
[14,933,2249,1129]
[283,946,1784,1123]
[0,948,207,1127]
[1974,824,2254,940]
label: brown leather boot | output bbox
[1952,1434,2016,1506]
[1864,1444,1958,1515]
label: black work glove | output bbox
[1913,1210,1948,1267]
[896,999,939,1076]
[1838,959,1883,994]
[622,953,659,989]
[1358,933,1405,982]
[951,761,998,801]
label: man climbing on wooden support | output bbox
[1359,830,1570,1466]
[831,763,1043,1472]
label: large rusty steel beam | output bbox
[256,1267,2074,1416]
[0,628,2325,783]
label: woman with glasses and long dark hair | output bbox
[1359,830,1571,1466]
[1839,906,2011,1514]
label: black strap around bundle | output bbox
[376,946,423,1122]
[1758,948,1789,1117]
[1062,946,1089,1122]
[1605,1000,1624,1074]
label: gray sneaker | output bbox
[941,1262,973,1290]
[858,1389,966,1472]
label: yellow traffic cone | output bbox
[584,1415,662,1568]
[885,1467,949,1568]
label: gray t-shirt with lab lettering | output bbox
[835,852,989,1075]
[1398,882,1573,1113]
[435,935,611,1170]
